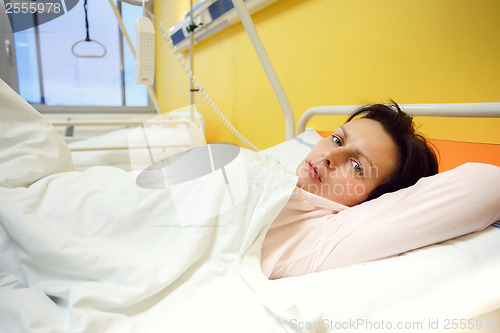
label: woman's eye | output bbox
[351,160,363,174]
[331,135,342,146]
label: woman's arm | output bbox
[316,163,500,272]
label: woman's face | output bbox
[296,118,399,206]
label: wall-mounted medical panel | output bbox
[169,0,277,51]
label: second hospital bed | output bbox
[46,109,206,171]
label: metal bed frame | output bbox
[47,111,205,151]
[297,102,500,135]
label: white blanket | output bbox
[0,149,300,332]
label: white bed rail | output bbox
[297,102,500,135]
[47,112,205,151]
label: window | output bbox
[2,0,153,113]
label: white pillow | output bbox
[261,129,323,172]
[0,79,73,188]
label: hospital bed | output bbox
[1,78,500,333]
[45,110,206,171]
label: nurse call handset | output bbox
[135,16,155,85]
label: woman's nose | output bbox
[323,147,345,167]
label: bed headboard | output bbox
[299,103,500,172]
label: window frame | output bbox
[0,0,155,114]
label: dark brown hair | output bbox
[346,101,439,201]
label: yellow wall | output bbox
[155,0,500,149]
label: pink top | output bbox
[261,163,500,279]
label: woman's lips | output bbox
[306,161,322,182]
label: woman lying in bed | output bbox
[261,102,500,279]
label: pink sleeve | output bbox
[316,163,500,272]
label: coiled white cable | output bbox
[146,11,260,152]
